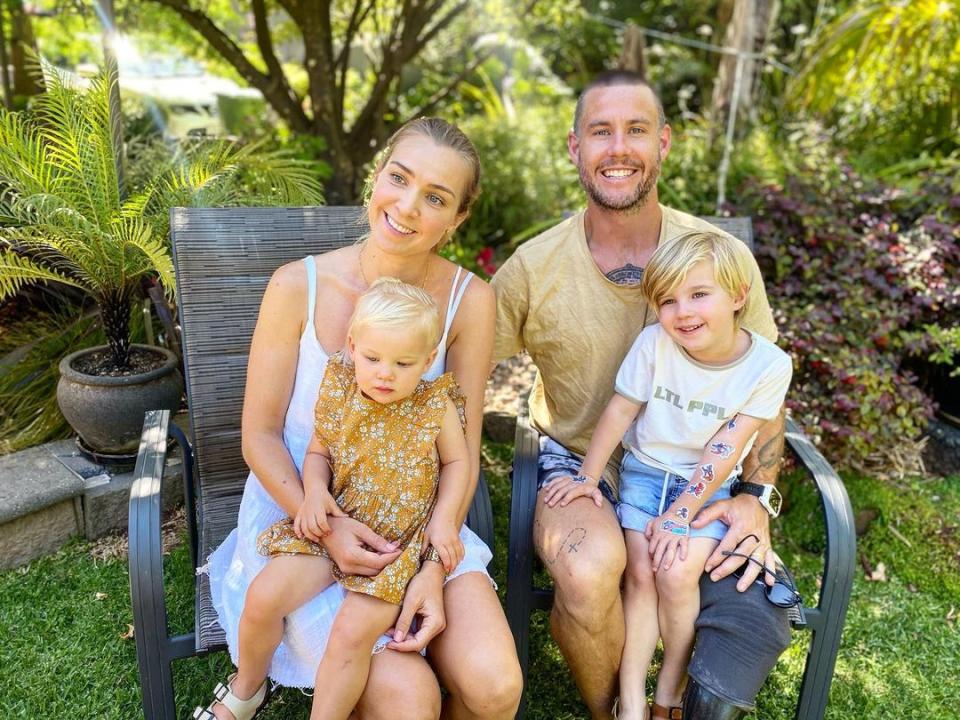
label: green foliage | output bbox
[789,0,960,169]
[0,65,323,368]
[2,454,958,718]
[446,86,581,276]
[730,134,960,476]
[0,308,99,454]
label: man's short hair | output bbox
[641,232,753,323]
[573,70,667,135]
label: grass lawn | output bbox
[1,441,958,718]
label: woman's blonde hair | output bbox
[348,277,442,351]
[641,231,753,322]
[364,117,482,249]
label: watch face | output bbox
[766,489,783,516]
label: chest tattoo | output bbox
[605,263,644,286]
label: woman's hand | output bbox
[645,511,690,571]
[386,560,447,652]
[321,515,402,576]
[293,489,345,543]
[423,518,464,573]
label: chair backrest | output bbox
[170,206,367,545]
[170,208,752,547]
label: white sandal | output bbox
[192,673,268,720]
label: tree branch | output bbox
[252,0,301,108]
[407,47,494,118]
[336,0,378,124]
[146,0,311,131]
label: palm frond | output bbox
[0,249,84,301]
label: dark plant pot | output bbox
[57,344,184,455]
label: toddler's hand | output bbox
[423,519,464,573]
[541,474,603,508]
[294,489,346,544]
[645,510,690,571]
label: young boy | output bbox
[542,231,793,720]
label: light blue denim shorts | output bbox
[617,452,734,541]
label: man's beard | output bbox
[579,156,661,213]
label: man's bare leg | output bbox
[534,489,626,719]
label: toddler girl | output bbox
[543,231,793,719]
[194,277,468,720]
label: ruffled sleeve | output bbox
[313,353,353,448]
[416,372,467,436]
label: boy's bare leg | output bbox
[619,530,659,720]
[310,592,402,720]
[653,538,718,709]
[534,490,627,720]
[214,555,335,720]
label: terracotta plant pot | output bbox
[57,344,184,455]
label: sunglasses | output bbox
[720,551,803,609]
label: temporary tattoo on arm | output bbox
[686,481,706,498]
[726,416,738,431]
[676,506,690,520]
[709,442,736,459]
[605,264,644,286]
[700,463,716,483]
[660,519,690,536]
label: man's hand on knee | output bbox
[692,494,778,591]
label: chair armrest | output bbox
[128,410,198,669]
[783,417,856,631]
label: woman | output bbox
[202,118,522,720]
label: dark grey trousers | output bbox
[688,573,792,709]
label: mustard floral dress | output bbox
[257,352,466,605]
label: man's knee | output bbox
[548,530,626,626]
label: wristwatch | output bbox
[729,480,783,518]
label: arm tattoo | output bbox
[743,422,786,485]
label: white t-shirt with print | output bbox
[615,324,793,481]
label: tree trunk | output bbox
[617,22,647,78]
[7,0,43,104]
[100,289,133,369]
[0,4,12,108]
[709,0,778,143]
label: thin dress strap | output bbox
[303,256,317,333]
[444,268,473,336]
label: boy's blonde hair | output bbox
[348,277,442,351]
[641,231,752,322]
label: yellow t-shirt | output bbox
[491,206,778,488]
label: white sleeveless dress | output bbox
[204,257,493,688]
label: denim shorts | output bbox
[617,452,733,541]
[536,436,618,505]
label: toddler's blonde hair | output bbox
[641,231,753,323]
[348,277,442,351]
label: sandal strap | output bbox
[194,673,268,720]
[651,702,683,720]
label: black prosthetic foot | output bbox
[681,679,749,720]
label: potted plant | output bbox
[0,68,323,456]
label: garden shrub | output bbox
[448,98,582,276]
[731,154,959,477]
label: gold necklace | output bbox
[358,240,430,290]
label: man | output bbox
[492,70,791,719]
